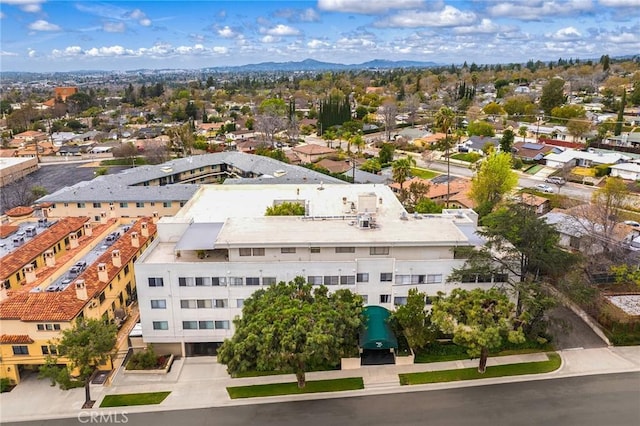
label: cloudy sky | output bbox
[1,0,639,72]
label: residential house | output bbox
[610,162,640,181]
[519,193,551,215]
[457,136,500,154]
[291,144,338,163]
[544,149,630,168]
[512,141,561,162]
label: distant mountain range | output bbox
[203,58,440,72]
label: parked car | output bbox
[69,266,82,276]
[535,184,554,193]
[545,176,566,185]
[624,220,640,228]
[74,260,87,271]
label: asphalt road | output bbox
[547,306,608,349]
[7,373,638,426]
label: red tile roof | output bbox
[0,334,34,344]
[0,217,89,280]
[0,219,156,322]
[293,144,337,155]
[5,206,34,218]
[0,224,19,239]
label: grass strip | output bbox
[100,391,171,407]
[400,353,560,386]
[227,377,363,399]
[410,167,439,179]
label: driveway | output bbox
[547,306,608,350]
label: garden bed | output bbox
[124,354,174,375]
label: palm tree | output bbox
[392,156,417,192]
[518,126,528,143]
[434,106,456,207]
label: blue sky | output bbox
[1,0,639,72]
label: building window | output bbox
[494,273,509,282]
[163,202,172,208]
[246,277,260,286]
[124,265,130,275]
[394,297,408,306]
[307,276,323,285]
[413,275,426,284]
[180,300,197,309]
[356,273,369,283]
[178,277,195,287]
[211,277,226,286]
[395,275,411,285]
[236,299,244,308]
[340,275,356,285]
[379,294,391,303]
[335,247,355,253]
[119,202,128,208]
[148,277,164,287]
[152,321,169,330]
[37,324,45,331]
[370,247,390,255]
[136,202,144,208]
[239,248,252,256]
[92,202,101,208]
[426,274,443,284]
[99,292,106,304]
[77,202,86,209]
[197,299,213,309]
[214,299,228,308]
[182,321,198,330]
[252,248,265,256]
[324,276,339,285]
[310,247,321,253]
[262,277,276,286]
[214,320,230,330]
[228,277,243,286]
[380,273,393,282]
[151,299,166,309]
[41,345,50,355]
[12,345,29,355]
[195,277,211,286]
[199,321,214,330]
[281,247,296,253]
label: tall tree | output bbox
[500,129,515,154]
[469,151,518,216]
[614,90,626,136]
[256,98,287,147]
[217,277,363,388]
[391,288,437,351]
[392,156,417,191]
[433,106,456,207]
[380,100,398,141]
[40,319,117,407]
[431,288,525,373]
[540,78,566,115]
[566,118,591,142]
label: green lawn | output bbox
[415,341,554,364]
[450,153,482,163]
[227,377,364,399]
[524,164,544,175]
[100,391,171,407]
[400,353,560,385]
[410,167,439,179]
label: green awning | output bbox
[359,306,398,350]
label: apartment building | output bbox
[36,152,344,221]
[135,183,504,357]
[0,218,157,384]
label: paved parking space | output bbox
[547,306,608,349]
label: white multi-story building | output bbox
[135,183,504,356]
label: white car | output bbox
[535,184,553,193]
[624,220,640,228]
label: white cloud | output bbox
[300,8,321,22]
[376,6,476,28]
[217,26,237,38]
[0,50,19,56]
[261,35,281,43]
[274,7,321,22]
[307,39,330,48]
[489,0,594,20]
[2,0,45,13]
[27,48,36,57]
[454,18,501,34]
[548,26,582,40]
[604,32,640,43]
[51,46,84,58]
[103,22,126,33]
[598,0,640,6]
[265,24,300,36]
[318,0,423,14]
[0,11,5,19]
[28,19,61,31]
[139,18,151,27]
[212,46,228,54]
[335,37,376,49]
[126,8,152,26]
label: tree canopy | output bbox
[265,201,305,216]
[431,288,524,372]
[469,151,518,216]
[217,277,363,388]
[391,288,436,351]
[467,120,496,137]
[540,78,566,115]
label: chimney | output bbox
[131,231,140,248]
[140,222,149,237]
[111,250,121,267]
[97,263,108,283]
[75,279,87,301]
[83,222,93,237]
[24,264,36,284]
[152,211,159,223]
[44,249,55,267]
[100,211,107,224]
[69,232,79,249]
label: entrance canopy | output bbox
[359,306,398,350]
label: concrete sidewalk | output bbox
[1,346,639,422]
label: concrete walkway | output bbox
[1,346,639,422]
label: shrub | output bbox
[127,345,159,370]
[512,158,524,170]
[1,378,13,393]
[594,164,611,178]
